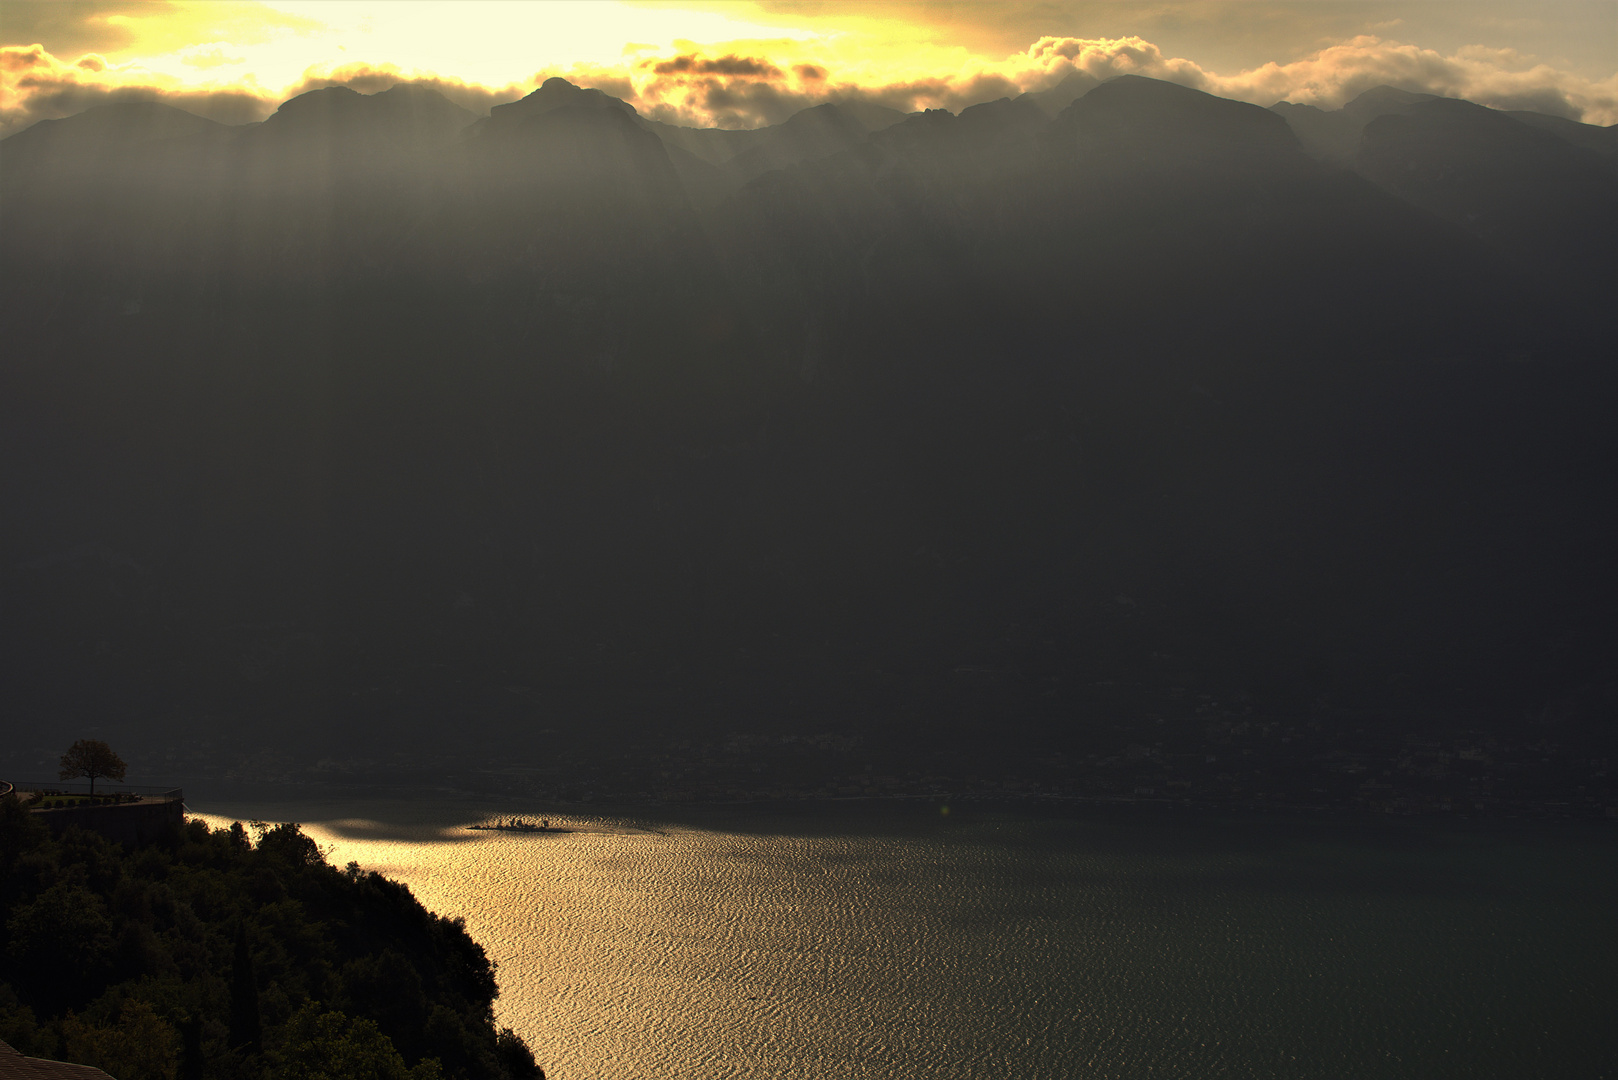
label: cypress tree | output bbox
[178,1014,204,1080]
[228,921,262,1054]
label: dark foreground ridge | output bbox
[1,76,1615,819]
[0,797,544,1080]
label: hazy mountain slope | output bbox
[1276,84,1616,172]
[1056,74,1301,165]
[720,102,880,180]
[1503,110,1618,163]
[1021,70,1102,116]
[1268,101,1359,161]
[0,100,227,181]
[1355,95,1616,323]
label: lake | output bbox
[189,796,1616,1080]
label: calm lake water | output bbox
[190,797,1616,1080]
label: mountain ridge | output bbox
[1,73,1613,815]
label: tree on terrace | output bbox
[58,739,127,795]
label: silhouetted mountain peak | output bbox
[822,100,909,133]
[374,81,475,110]
[273,84,363,118]
[875,106,958,146]
[1341,85,1443,124]
[487,77,640,132]
[0,100,230,187]
[1057,75,1298,163]
[1361,93,1600,161]
[262,83,477,143]
[1022,70,1101,116]
[875,95,1047,165]
[1067,74,1286,126]
[465,99,687,218]
[711,102,880,181]
[1276,88,1618,169]
[2,100,223,153]
[779,102,866,137]
[959,95,1047,133]
[763,103,872,155]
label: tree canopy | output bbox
[57,740,127,794]
[0,799,543,1080]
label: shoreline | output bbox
[181,787,1618,847]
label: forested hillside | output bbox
[0,801,542,1080]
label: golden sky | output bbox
[3,1,1615,134]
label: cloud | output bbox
[612,36,1203,128]
[630,49,812,128]
[822,32,1618,127]
[606,33,1618,129]
[1,0,324,60]
[282,63,530,117]
[1019,35,1215,91]
[1,43,272,135]
[625,45,1031,128]
[0,1,171,57]
[4,52,539,137]
[878,33,1618,126]
[1205,35,1618,123]
[650,53,783,78]
[4,28,1615,140]
[181,46,247,71]
[2,42,52,72]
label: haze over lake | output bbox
[193,799,1617,1080]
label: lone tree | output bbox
[59,739,127,795]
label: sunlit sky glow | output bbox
[3,1,1615,135]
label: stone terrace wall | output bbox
[32,796,185,847]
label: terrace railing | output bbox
[6,781,184,801]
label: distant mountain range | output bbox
[2,76,1614,809]
[5,73,1611,327]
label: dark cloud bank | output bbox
[1,74,1615,818]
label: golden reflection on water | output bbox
[191,811,684,1078]
[189,805,1616,1080]
[192,808,1117,1079]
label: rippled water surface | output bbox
[193,799,1616,1080]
